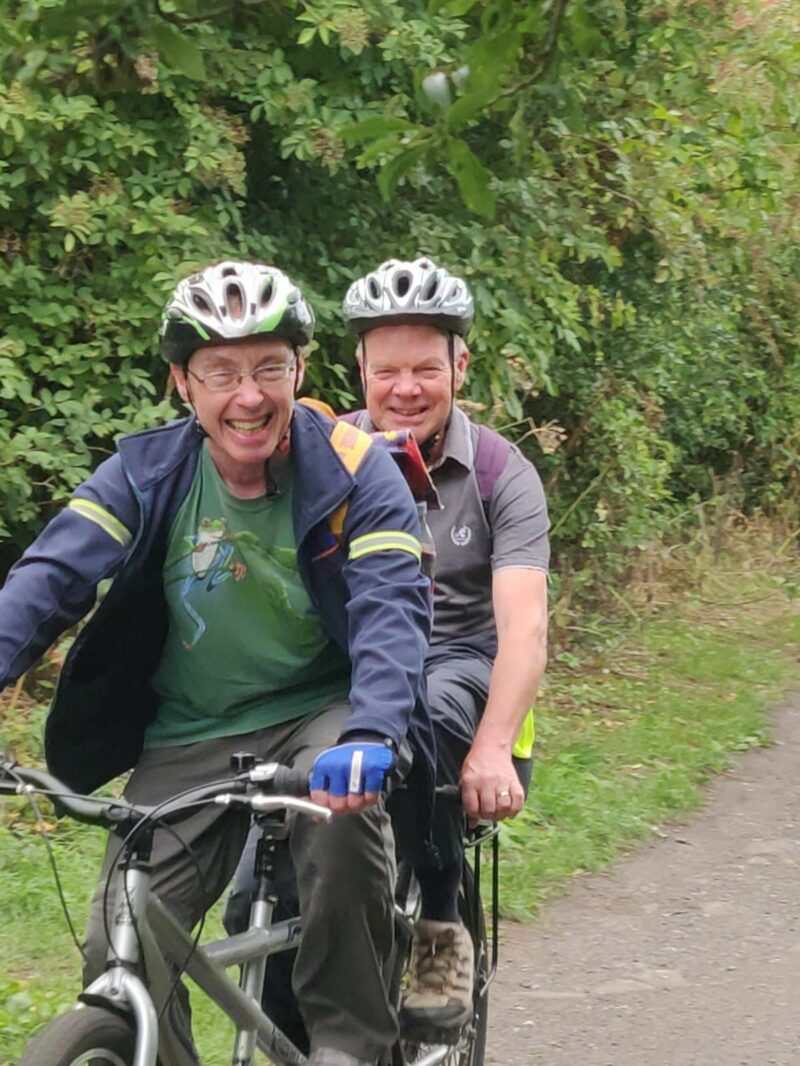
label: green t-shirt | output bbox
[146,444,350,748]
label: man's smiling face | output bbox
[359,324,468,446]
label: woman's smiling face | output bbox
[172,339,301,490]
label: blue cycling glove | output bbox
[309,741,395,797]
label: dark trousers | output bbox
[225,649,532,1046]
[421,648,532,870]
[83,705,397,1063]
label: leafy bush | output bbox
[1,0,798,597]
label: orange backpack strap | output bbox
[299,396,338,420]
[329,421,373,539]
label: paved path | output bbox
[488,698,800,1066]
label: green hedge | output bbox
[1,0,798,592]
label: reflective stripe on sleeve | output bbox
[348,530,421,563]
[67,499,133,549]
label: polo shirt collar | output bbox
[356,404,474,471]
[431,405,474,472]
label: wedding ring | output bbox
[498,789,511,799]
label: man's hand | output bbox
[309,741,395,816]
[460,740,525,825]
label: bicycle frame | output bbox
[3,762,492,1066]
[81,827,311,1066]
[464,822,500,995]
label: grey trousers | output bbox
[423,648,532,869]
[83,705,397,1063]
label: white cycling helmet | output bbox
[160,261,314,365]
[342,256,474,337]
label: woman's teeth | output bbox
[229,417,268,434]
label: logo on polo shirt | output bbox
[450,524,472,547]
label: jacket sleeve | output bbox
[0,453,139,689]
[337,445,432,748]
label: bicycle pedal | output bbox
[399,1019,468,1047]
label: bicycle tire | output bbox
[16,1005,135,1066]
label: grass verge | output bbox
[1,544,799,1062]
[498,556,800,917]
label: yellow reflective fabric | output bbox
[349,531,421,563]
[328,421,373,538]
[67,499,132,548]
[299,396,338,421]
[512,708,535,759]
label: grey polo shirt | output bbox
[352,406,550,655]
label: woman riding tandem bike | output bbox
[0,261,434,1066]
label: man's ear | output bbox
[295,355,306,393]
[170,364,190,404]
[453,343,470,394]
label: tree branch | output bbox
[153,0,240,26]
[491,0,572,107]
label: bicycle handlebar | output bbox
[0,757,330,831]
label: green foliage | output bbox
[499,562,800,917]
[1,550,798,1060]
[0,0,798,595]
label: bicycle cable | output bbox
[2,765,234,1013]
[2,764,90,963]
[99,783,252,1024]
[100,801,207,1011]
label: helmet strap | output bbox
[448,331,456,403]
[183,374,206,435]
[292,345,301,396]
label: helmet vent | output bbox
[221,265,238,277]
[260,279,274,306]
[422,274,440,302]
[394,271,412,297]
[192,294,212,314]
[368,277,381,300]
[226,283,244,320]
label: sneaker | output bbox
[400,919,474,1037]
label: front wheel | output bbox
[17,1005,135,1066]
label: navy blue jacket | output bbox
[0,404,433,793]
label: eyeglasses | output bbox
[188,360,296,393]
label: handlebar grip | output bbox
[0,760,130,826]
[272,765,310,796]
[435,784,462,803]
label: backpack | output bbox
[339,409,511,517]
[298,398,436,540]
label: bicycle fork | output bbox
[82,861,163,1066]
[82,827,198,1066]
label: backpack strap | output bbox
[299,396,338,420]
[474,424,511,516]
[328,421,373,539]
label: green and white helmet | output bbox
[342,256,474,338]
[160,261,315,365]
